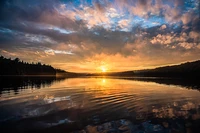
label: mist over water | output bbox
[0,77,200,132]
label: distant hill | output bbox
[102,60,200,78]
[133,60,200,78]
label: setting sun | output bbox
[101,66,107,73]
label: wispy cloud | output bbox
[44,49,74,55]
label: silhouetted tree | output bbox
[14,58,20,63]
[0,55,56,76]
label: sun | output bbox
[101,66,107,72]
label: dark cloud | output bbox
[93,0,106,13]
[137,0,148,6]
[0,0,58,22]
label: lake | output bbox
[0,77,200,133]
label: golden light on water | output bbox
[102,78,106,84]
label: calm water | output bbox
[0,77,200,132]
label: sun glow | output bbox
[101,66,107,72]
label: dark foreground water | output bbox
[0,77,200,133]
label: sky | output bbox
[0,0,200,73]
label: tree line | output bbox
[133,60,200,78]
[0,56,56,76]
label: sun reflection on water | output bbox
[101,78,106,85]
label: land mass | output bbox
[0,56,86,77]
[89,60,200,78]
[1,55,200,78]
[0,56,56,76]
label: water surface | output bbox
[0,77,200,132]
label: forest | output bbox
[133,60,200,78]
[0,56,56,76]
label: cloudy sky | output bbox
[0,0,200,72]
